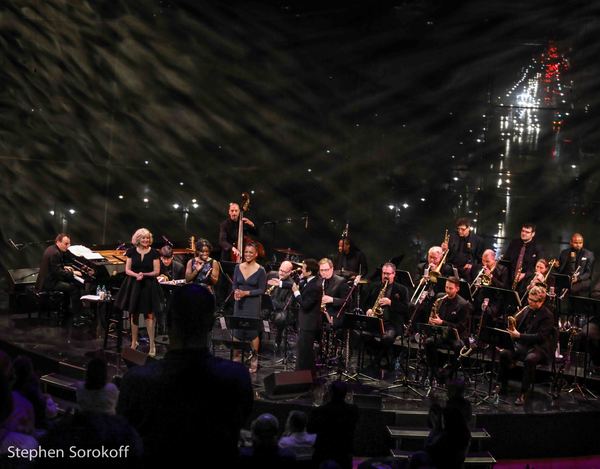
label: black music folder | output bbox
[433,277,473,303]
[396,270,415,290]
[480,326,514,352]
[477,285,522,311]
[342,313,384,336]
[567,295,600,319]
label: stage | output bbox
[0,291,599,463]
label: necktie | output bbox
[515,243,526,275]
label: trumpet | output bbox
[571,265,582,285]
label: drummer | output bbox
[334,237,368,278]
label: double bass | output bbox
[231,192,265,262]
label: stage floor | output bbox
[1,306,599,460]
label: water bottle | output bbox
[96,285,101,297]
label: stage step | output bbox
[387,425,491,451]
[40,361,86,402]
[390,449,496,468]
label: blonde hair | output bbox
[319,258,333,268]
[131,228,153,246]
[528,285,547,301]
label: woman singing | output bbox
[185,239,220,294]
[233,243,266,372]
[114,228,162,357]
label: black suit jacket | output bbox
[447,232,486,269]
[362,281,409,330]
[515,305,555,360]
[437,294,472,339]
[558,247,594,282]
[489,263,509,290]
[160,260,185,280]
[322,275,350,318]
[36,244,74,291]
[295,277,323,332]
[504,238,544,280]
[218,218,258,260]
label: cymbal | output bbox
[335,269,357,278]
[274,247,303,256]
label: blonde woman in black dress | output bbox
[115,228,162,357]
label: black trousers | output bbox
[51,281,82,318]
[499,344,546,393]
[296,329,317,371]
[425,335,463,378]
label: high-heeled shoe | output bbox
[130,341,139,350]
[148,345,156,358]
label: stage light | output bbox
[192,203,199,209]
[192,199,197,203]
[143,198,149,203]
[118,195,124,199]
[49,210,55,216]
[173,204,179,209]
[69,209,76,214]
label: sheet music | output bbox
[69,245,104,260]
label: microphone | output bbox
[162,235,173,247]
[482,298,489,311]
[305,215,309,230]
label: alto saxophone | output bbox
[370,280,389,318]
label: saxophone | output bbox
[429,294,447,321]
[507,305,528,332]
[370,280,389,318]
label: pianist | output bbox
[36,233,83,326]
[158,245,185,282]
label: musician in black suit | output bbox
[218,202,258,261]
[36,233,82,322]
[472,249,510,325]
[319,258,350,329]
[363,262,410,368]
[334,237,368,277]
[415,246,455,281]
[503,223,544,291]
[265,260,296,351]
[558,233,594,297]
[499,285,555,405]
[292,258,322,371]
[425,276,472,382]
[442,217,486,282]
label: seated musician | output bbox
[334,237,368,277]
[185,239,220,294]
[364,263,409,369]
[218,202,258,261]
[499,285,554,405]
[265,260,296,352]
[442,217,486,282]
[425,276,472,382]
[558,233,594,297]
[416,246,455,282]
[35,233,83,325]
[472,249,509,325]
[521,259,555,299]
[158,245,185,282]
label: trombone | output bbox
[409,229,449,303]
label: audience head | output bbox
[170,284,216,348]
[12,355,38,390]
[447,378,466,400]
[85,357,109,391]
[251,413,280,448]
[285,410,308,434]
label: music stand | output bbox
[477,285,522,317]
[433,277,473,303]
[218,316,272,364]
[474,327,513,406]
[566,296,599,399]
[341,313,384,383]
[396,270,415,291]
